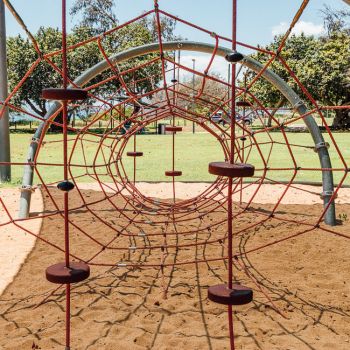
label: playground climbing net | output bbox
[0,0,349,349]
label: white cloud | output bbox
[177,54,230,81]
[163,52,247,86]
[272,21,325,37]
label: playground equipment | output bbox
[0,0,350,349]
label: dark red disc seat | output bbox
[208,162,254,178]
[127,151,143,157]
[208,284,253,305]
[236,101,252,107]
[165,126,183,132]
[46,261,90,284]
[42,88,88,101]
[165,170,182,177]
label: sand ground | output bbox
[0,183,349,350]
[0,188,43,295]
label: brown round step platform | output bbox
[165,126,183,132]
[46,261,90,284]
[208,284,253,305]
[42,88,88,101]
[236,101,252,107]
[165,170,182,177]
[127,151,143,157]
[208,162,254,178]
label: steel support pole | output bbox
[0,0,10,183]
[226,2,238,348]
[192,58,195,134]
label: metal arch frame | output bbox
[19,41,336,225]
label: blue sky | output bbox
[5,0,348,43]
[4,0,349,78]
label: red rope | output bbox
[0,1,348,349]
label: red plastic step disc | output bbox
[165,170,182,177]
[127,151,144,157]
[236,101,252,107]
[208,284,253,305]
[208,162,254,178]
[165,126,183,132]
[46,261,90,284]
[42,88,88,101]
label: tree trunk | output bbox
[332,103,350,130]
[267,96,286,127]
[49,111,72,132]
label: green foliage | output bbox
[338,212,348,222]
[6,1,177,120]
[245,25,350,128]
[70,0,118,34]
[247,32,350,106]
[321,5,350,36]
[7,26,102,117]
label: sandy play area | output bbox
[0,182,349,350]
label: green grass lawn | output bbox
[3,130,350,187]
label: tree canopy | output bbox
[7,26,101,117]
[70,0,118,34]
[6,0,176,126]
[245,7,350,129]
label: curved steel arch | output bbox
[19,41,336,225]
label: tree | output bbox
[70,0,177,98]
[321,6,350,128]
[246,29,350,129]
[321,5,350,36]
[153,73,228,120]
[7,26,103,130]
[70,0,118,35]
[70,0,177,40]
[6,0,177,131]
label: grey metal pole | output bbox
[177,50,180,83]
[0,0,11,182]
[192,58,195,134]
[227,64,231,101]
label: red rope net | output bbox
[0,0,349,349]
